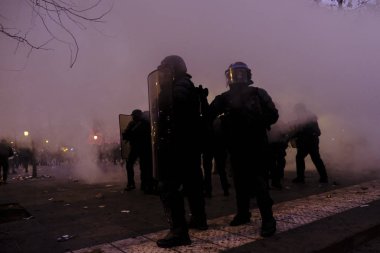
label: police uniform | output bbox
[291,103,328,184]
[208,62,278,237]
[149,55,207,248]
[122,109,154,192]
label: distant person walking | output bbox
[208,62,278,237]
[18,147,33,173]
[0,139,14,184]
[290,103,328,184]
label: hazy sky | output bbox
[1,0,379,171]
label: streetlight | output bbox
[24,131,29,137]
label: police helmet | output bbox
[158,55,187,77]
[225,62,253,87]
[131,109,143,120]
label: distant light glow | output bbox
[23,131,29,137]
[93,135,98,140]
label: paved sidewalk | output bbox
[1,165,379,253]
[70,180,380,253]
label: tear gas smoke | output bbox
[1,1,380,183]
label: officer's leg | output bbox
[3,161,9,183]
[294,147,308,183]
[253,174,276,237]
[267,145,280,188]
[185,164,208,230]
[23,161,28,173]
[214,148,230,196]
[0,162,3,182]
[140,151,154,193]
[229,153,251,226]
[125,149,138,190]
[309,139,328,182]
[157,180,191,248]
[202,151,213,198]
[278,147,287,179]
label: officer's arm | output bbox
[208,95,226,123]
[258,89,279,128]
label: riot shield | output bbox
[118,114,133,160]
[148,69,174,180]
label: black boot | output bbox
[156,231,191,248]
[260,217,276,237]
[229,213,251,226]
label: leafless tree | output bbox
[314,0,377,9]
[0,0,112,67]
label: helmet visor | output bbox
[225,67,250,86]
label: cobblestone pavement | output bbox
[69,180,380,253]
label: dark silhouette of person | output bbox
[150,55,207,248]
[122,109,154,193]
[290,103,328,184]
[18,146,33,173]
[267,119,289,190]
[208,62,278,237]
[0,139,14,184]
[199,87,230,198]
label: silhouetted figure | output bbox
[31,141,37,178]
[18,147,33,173]
[0,139,14,184]
[208,62,278,237]
[290,103,328,184]
[148,55,207,248]
[267,120,289,190]
[199,87,230,198]
[122,109,154,193]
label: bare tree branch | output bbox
[0,0,112,67]
[315,0,377,9]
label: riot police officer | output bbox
[148,55,207,248]
[208,62,278,237]
[290,103,328,184]
[122,109,154,193]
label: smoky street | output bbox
[2,1,380,253]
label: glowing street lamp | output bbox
[93,135,98,141]
[24,131,29,137]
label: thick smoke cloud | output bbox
[1,0,379,181]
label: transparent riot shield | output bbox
[148,69,174,180]
[118,114,133,160]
